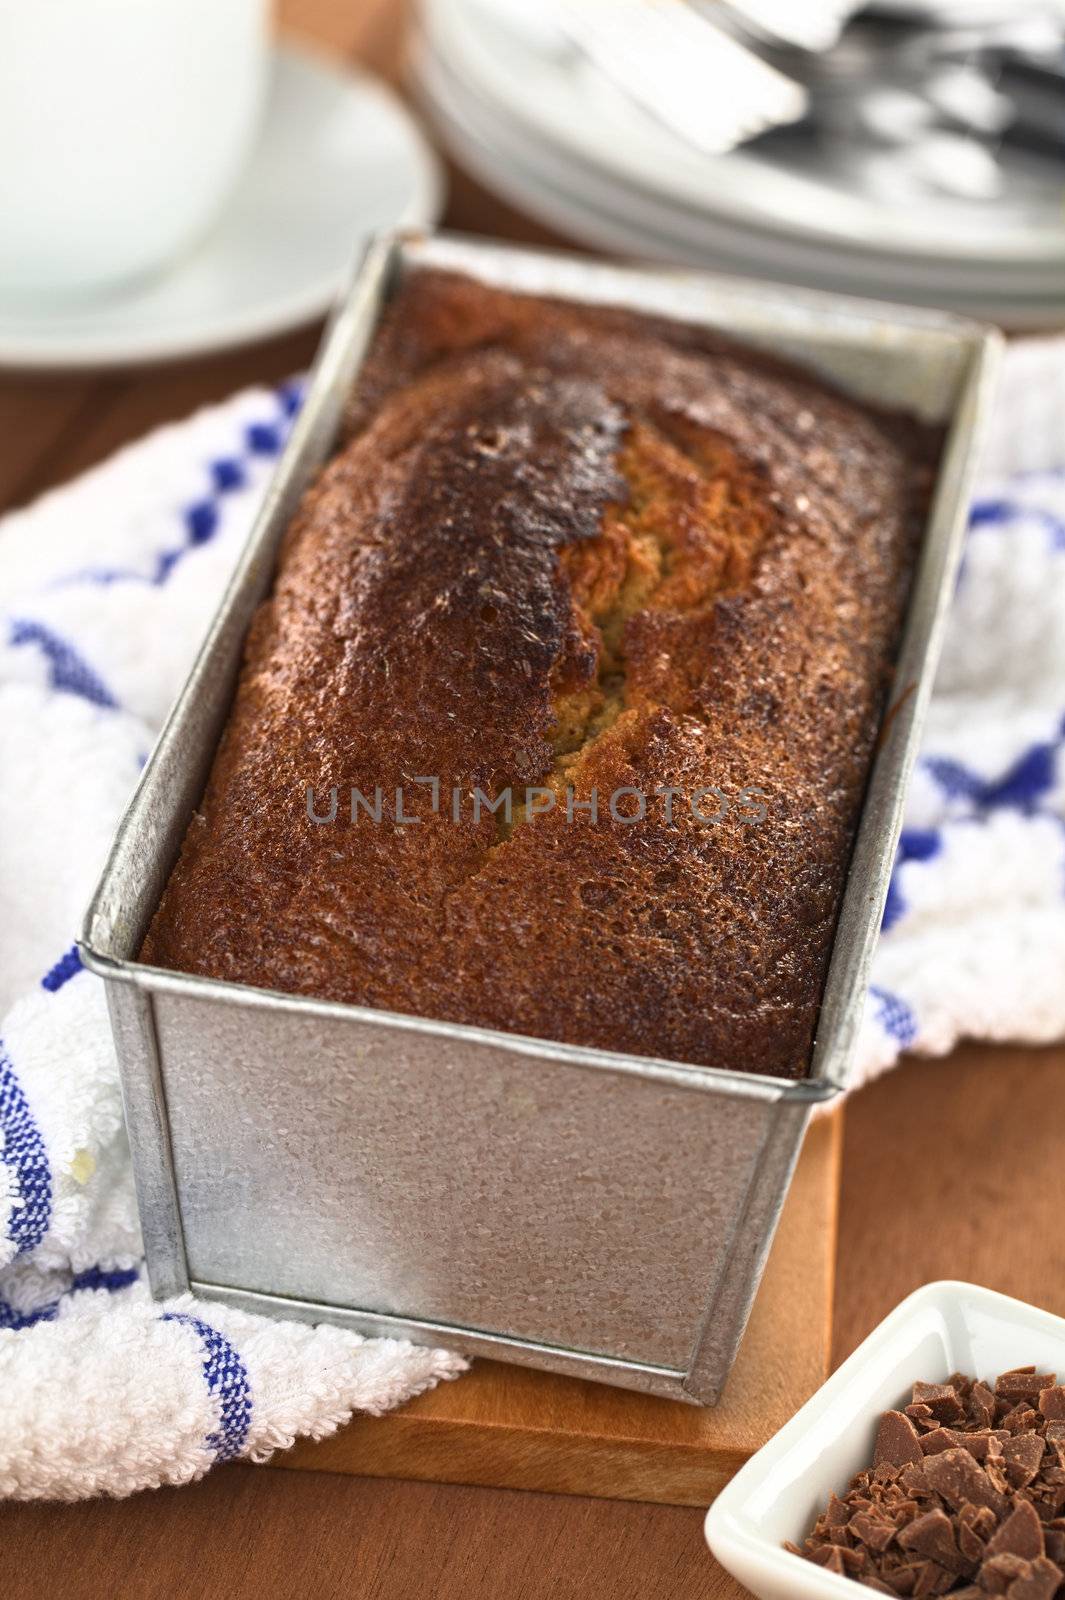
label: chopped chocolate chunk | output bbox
[878,1411,930,1469]
[983,1440,1010,1497]
[913,1560,954,1597]
[1044,1530,1065,1565]
[923,1450,1008,1519]
[1002,1434,1046,1490]
[1039,1388,1065,1422]
[1001,1406,1042,1437]
[898,1511,973,1576]
[995,1372,1057,1406]
[913,1385,968,1426]
[852,1511,900,1553]
[958,1521,988,1565]
[829,1491,855,1527]
[970,1385,997,1431]
[922,1430,959,1458]
[985,1501,1045,1563]
[1007,1556,1064,1600]
[978,1553,1030,1594]
[923,1431,1011,1463]
[901,1462,935,1497]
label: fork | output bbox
[553,0,808,155]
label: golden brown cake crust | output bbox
[141,269,937,1078]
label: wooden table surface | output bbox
[3,4,1062,1596]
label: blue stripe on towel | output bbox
[0,1047,52,1258]
[869,986,918,1048]
[882,828,946,932]
[49,385,302,592]
[71,1264,140,1295]
[923,735,1062,815]
[41,946,82,993]
[969,497,1065,549]
[8,619,117,709]
[278,377,305,417]
[162,1312,252,1461]
[210,458,245,493]
[246,421,281,456]
[0,1264,139,1331]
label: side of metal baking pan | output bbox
[79,231,1002,1404]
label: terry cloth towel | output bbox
[1,341,1064,1500]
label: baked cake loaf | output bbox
[141,269,937,1078]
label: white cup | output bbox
[0,0,270,301]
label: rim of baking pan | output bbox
[77,230,1004,1111]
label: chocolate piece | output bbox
[852,1511,900,1553]
[922,1450,1009,1518]
[1043,1530,1065,1565]
[898,1511,972,1576]
[995,1372,1056,1405]
[1001,1557,1061,1600]
[922,1429,960,1456]
[957,1504,998,1564]
[985,1501,1045,1563]
[901,1462,935,1497]
[1003,1434,1046,1490]
[828,1491,855,1527]
[978,1553,1030,1594]
[877,1411,929,1469]
[912,1561,953,1597]
[913,1385,968,1426]
[970,1385,997,1430]
[984,1439,1011,1497]
[1001,1406,1041,1437]
[1039,1388,1065,1422]
[922,1430,1009,1463]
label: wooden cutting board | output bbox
[270,1112,841,1507]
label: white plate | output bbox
[705,1281,1065,1600]
[423,0,1065,268]
[416,38,1065,327]
[418,31,1065,296]
[0,41,443,369]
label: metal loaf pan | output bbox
[79,232,1001,1404]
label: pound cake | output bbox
[141,269,938,1078]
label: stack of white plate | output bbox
[413,0,1065,327]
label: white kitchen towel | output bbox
[1,340,1063,1500]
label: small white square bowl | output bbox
[705,1281,1065,1600]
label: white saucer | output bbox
[0,41,443,370]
